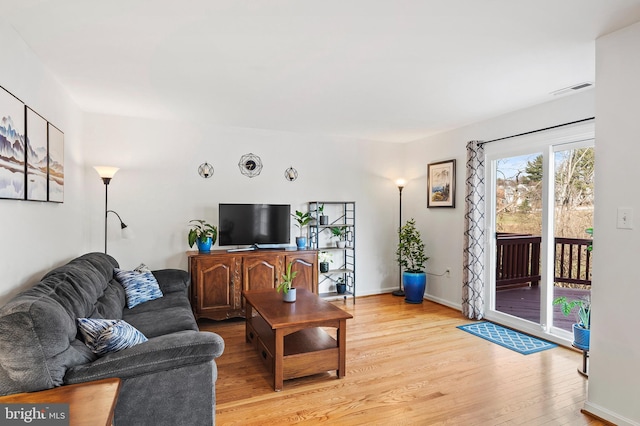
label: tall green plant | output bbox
[396,218,428,273]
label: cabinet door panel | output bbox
[243,255,282,291]
[192,256,240,319]
[285,252,318,294]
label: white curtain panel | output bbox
[462,140,486,319]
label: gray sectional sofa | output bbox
[0,252,224,426]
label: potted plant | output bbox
[188,219,217,253]
[277,262,298,302]
[553,295,591,350]
[396,218,429,303]
[318,204,329,225]
[319,251,332,273]
[291,210,312,249]
[330,226,348,248]
[336,277,347,294]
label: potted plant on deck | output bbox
[553,295,591,350]
[396,218,429,303]
[188,219,218,253]
[277,262,298,302]
[292,210,312,249]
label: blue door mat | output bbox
[457,321,557,355]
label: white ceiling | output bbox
[4,0,640,143]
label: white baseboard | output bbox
[583,401,640,426]
[424,294,461,311]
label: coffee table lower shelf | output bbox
[246,314,340,389]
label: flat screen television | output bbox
[218,203,291,246]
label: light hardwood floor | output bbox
[199,294,604,426]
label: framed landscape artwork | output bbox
[47,123,64,203]
[427,159,455,208]
[26,107,48,201]
[0,87,26,200]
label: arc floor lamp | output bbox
[94,166,129,254]
[392,179,406,297]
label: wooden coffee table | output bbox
[243,288,353,391]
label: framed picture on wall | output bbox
[0,86,26,200]
[427,159,455,208]
[47,123,64,203]
[26,107,48,201]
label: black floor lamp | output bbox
[392,179,406,297]
[94,166,129,254]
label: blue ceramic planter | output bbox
[296,237,307,249]
[196,237,213,253]
[573,323,590,350]
[403,272,426,304]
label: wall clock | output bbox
[238,153,263,178]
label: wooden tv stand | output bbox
[188,248,318,320]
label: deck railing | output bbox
[496,233,592,289]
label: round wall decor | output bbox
[198,162,214,178]
[284,166,298,181]
[238,153,263,178]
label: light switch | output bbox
[617,207,633,229]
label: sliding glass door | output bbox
[485,124,594,343]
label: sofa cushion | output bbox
[77,318,148,356]
[123,294,198,338]
[114,268,163,309]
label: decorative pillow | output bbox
[134,263,151,273]
[114,267,163,308]
[77,318,148,356]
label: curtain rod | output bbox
[480,117,595,145]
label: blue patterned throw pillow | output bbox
[77,318,148,356]
[114,267,163,308]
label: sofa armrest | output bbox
[152,269,190,295]
[63,330,224,385]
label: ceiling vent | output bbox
[550,82,594,96]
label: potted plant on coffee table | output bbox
[188,219,218,253]
[553,295,591,350]
[291,210,312,249]
[277,262,298,302]
[396,218,429,303]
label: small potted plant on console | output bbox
[188,219,218,253]
[292,210,312,249]
[277,262,298,302]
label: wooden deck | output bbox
[496,285,590,331]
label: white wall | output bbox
[584,21,640,426]
[401,89,595,310]
[82,113,403,296]
[0,19,86,305]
